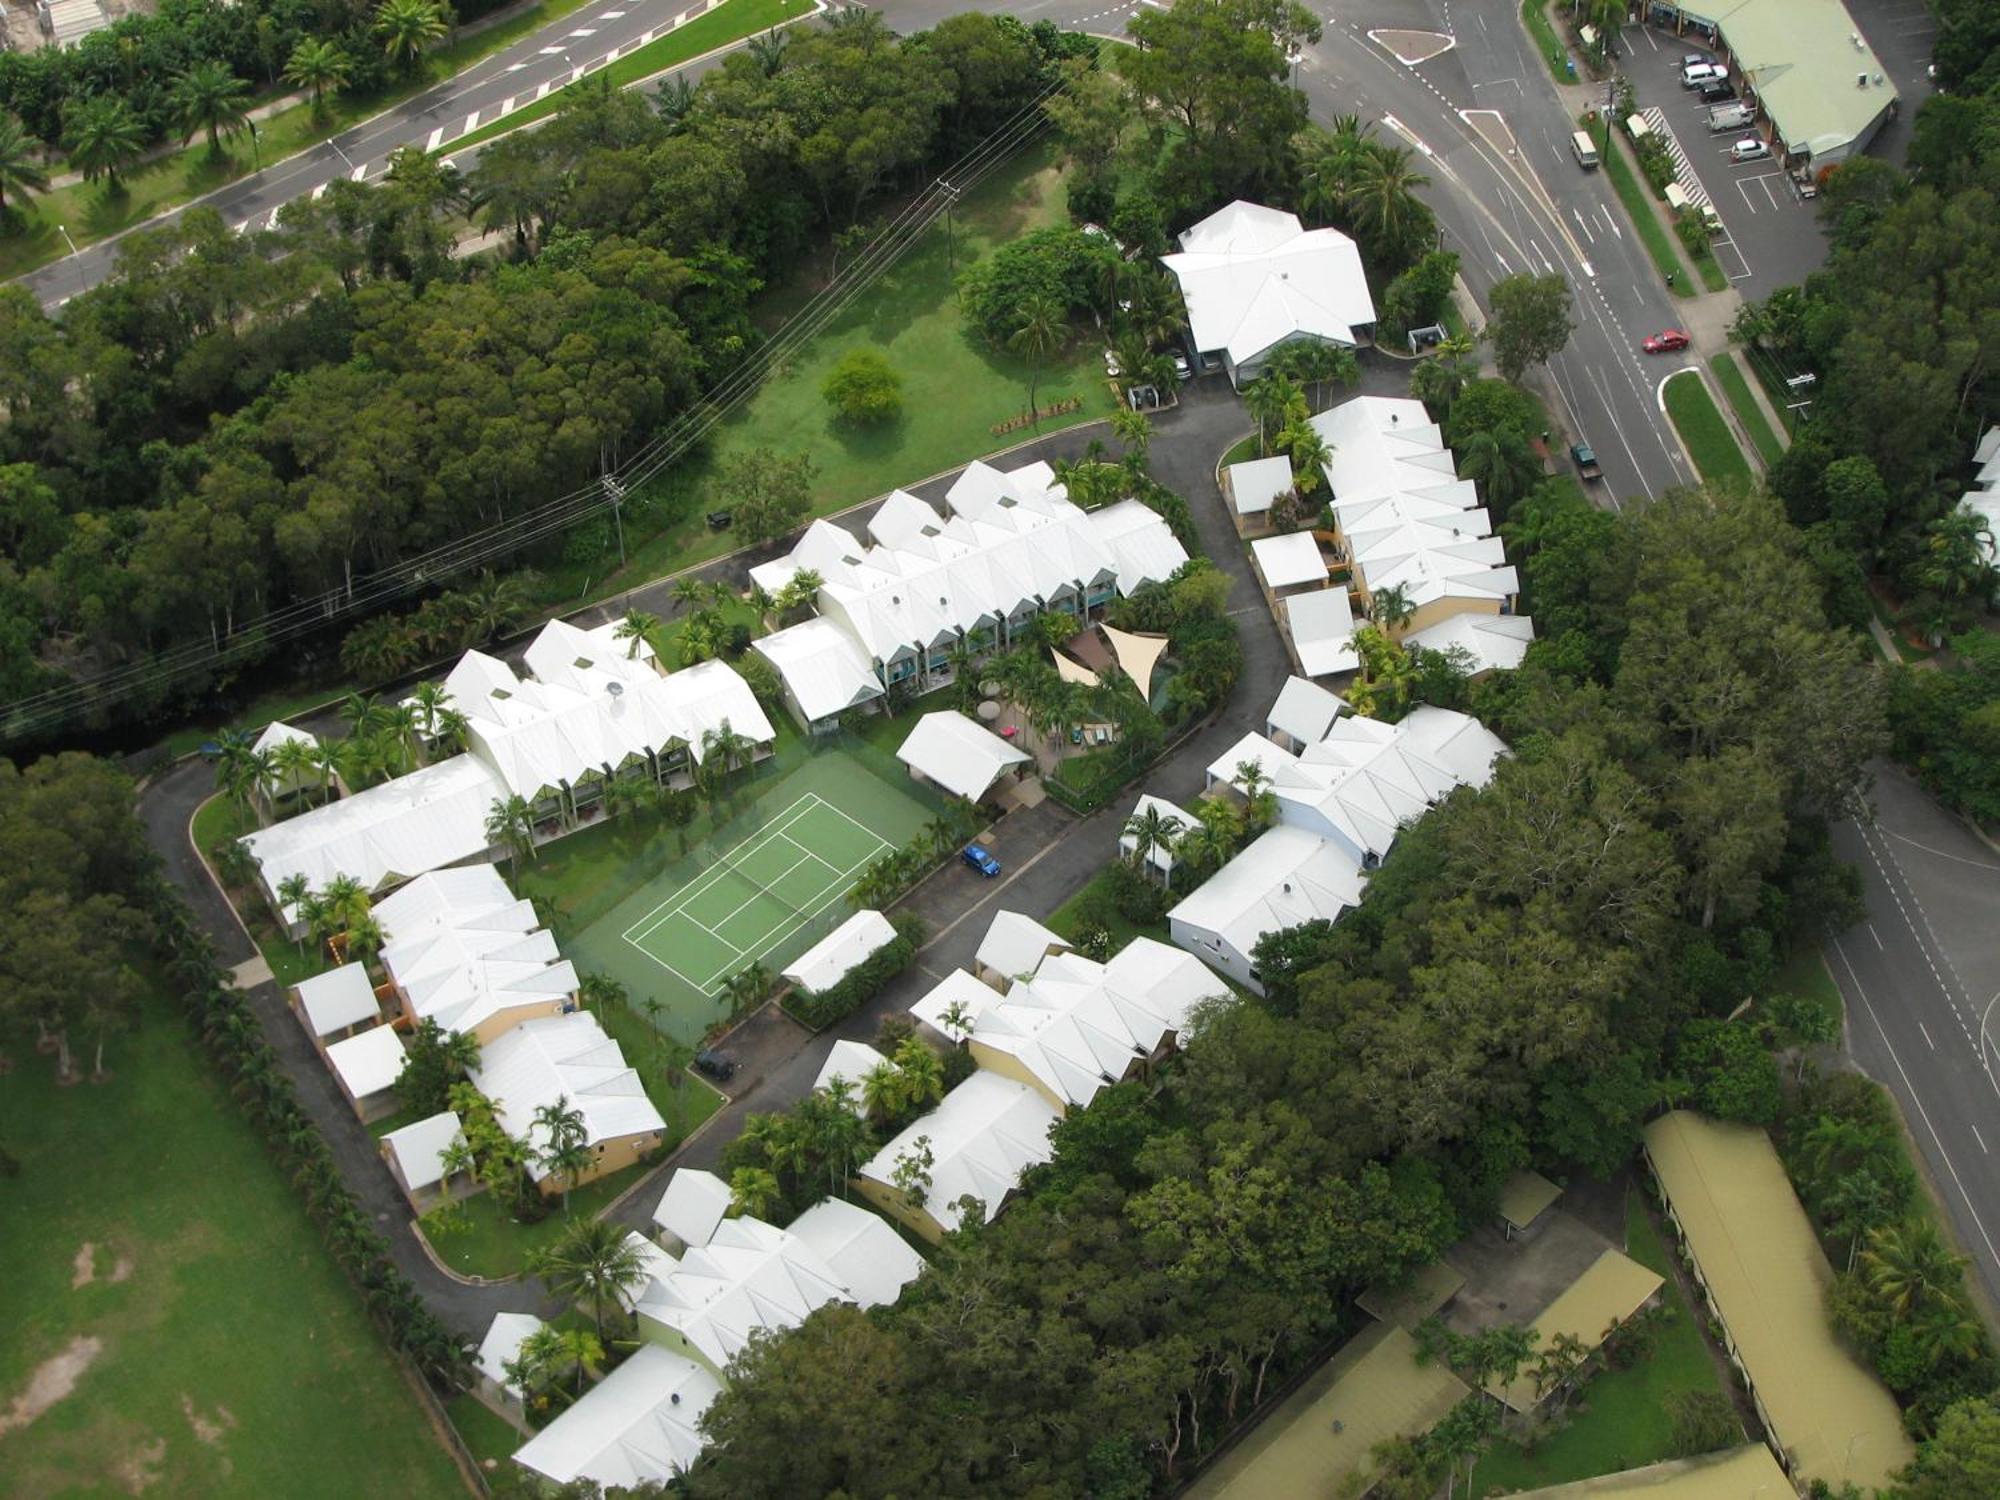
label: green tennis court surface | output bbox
[622,793,893,996]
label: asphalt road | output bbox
[1828,769,2000,1312]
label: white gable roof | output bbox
[1163,201,1376,367]
[1267,676,1349,745]
[786,1197,927,1309]
[1253,531,1330,590]
[782,910,898,995]
[252,719,318,758]
[1958,425,2000,563]
[1393,705,1510,789]
[897,711,1031,802]
[325,1024,408,1100]
[1226,455,1297,517]
[470,1013,665,1179]
[294,964,379,1038]
[374,862,517,936]
[379,866,572,1038]
[242,752,507,918]
[653,1168,733,1250]
[752,616,886,723]
[1118,792,1198,877]
[859,1071,1061,1228]
[908,967,1004,1043]
[813,1040,889,1106]
[1404,612,1537,675]
[1169,824,1366,957]
[513,1343,720,1488]
[381,1110,465,1192]
[476,1312,545,1393]
[975,910,1071,984]
[633,1215,851,1370]
[1285,588,1359,676]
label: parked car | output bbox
[693,1048,736,1081]
[1681,62,1725,88]
[1680,52,1711,69]
[1171,350,1193,382]
[706,509,732,530]
[1697,78,1736,102]
[962,844,1001,877]
[1729,136,1771,162]
[1569,441,1603,481]
[1642,328,1691,354]
[1103,349,1123,378]
[1708,102,1755,132]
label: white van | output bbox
[1571,131,1600,168]
[1708,102,1754,132]
[1682,61,1725,88]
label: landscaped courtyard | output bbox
[0,984,462,1498]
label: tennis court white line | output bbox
[622,793,828,946]
[689,828,895,993]
[626,820,829,948]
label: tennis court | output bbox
[621,792,894,996]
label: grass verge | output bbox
[1469,1191,1728,1491]
[1523,0,1572,84]
[0,0,605,281]
[1593,118,1694,298]
[425,1164,643,1279]
[446,0,813,157]
[446,1394,524,1469]
[1662,370,1752,486]
[0,982,463,1497]
[1708,353,1783,465]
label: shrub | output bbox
[1666,1389,1739,1456]
[790,932,918,1029]
[1673,209,1711,257]
[1107,859,1171,926]
[958,225,1118,344]
[821,348,904,425]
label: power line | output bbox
[1,51,1091,745]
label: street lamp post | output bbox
[249,120,262,171]
[56,224,83,301]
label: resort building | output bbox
[895,710,1031,805]
[513,1344,721,1491]
[469,1012,666,1193]
[856,1069,1062,1243]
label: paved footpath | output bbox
[134,361,1415,1325]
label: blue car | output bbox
[962,844,1001,877]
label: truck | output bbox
[1570,441,1603,482]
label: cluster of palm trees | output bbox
[746,570,824,634]
[273,869,384,964]
[1099,260,1193,400]
[501,1217,655,1419]
[147,875,469,1388]
[1903,507,1998,645]
[1296,114,1435,269]
[338,569,540,682]
[1119,760,1279,889]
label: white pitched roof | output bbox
[381,1110,465,1192]
[1393,705,1510,790]
[1169,823,1366,958]
[1285,589,1360,676]
[653,1168,733,1249]
[242,753,507,918]
[470,1013,666,1179]
[859,1071,1061,1228]
[1163,201,1376,367]
[476,1312,544,1392]
[379,867,572,1037]
[252,719,318,758]
[933,938,1230,1109]
[1226,455,1296,517]
[1959,425,2000,563]
[513,1343,720,1488]
[896,711,1030,802]
[1310,395,1528,616]
[813,1040,889,1106]
[786,1197,927,1309]
[752,616,886,723]
[1267,676,1349,746]
[1118,793,1198,877]
[747,460,1185,671]
[975,910,1071,984]
[1404,613,1537,675]
[908,967,1004,1043]
[325,1024,407,1100]
[782,909,899,994]
[374,862,519,936]
[1252,531,1330,590]
[633,1215,851,1371]
[294,964,379,1038]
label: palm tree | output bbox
[745,26,790,76]
[1457,427,1541,519]
[319,872,371,932]
[276,874,310,947]
[1861,1220,1967,1319]
[169,61,252,158]
[1274,341,1360,409]
[615,610,662,660]
[1351,142,1432,260]
[1295,115,1376,225]
[284,39,352,117]
[532,1094,590,1210]
[63,95,146,191]
[0,113,50,213]
[270,736,319,803]
[461,569,534,645]
[700,721,754,787]
[730,1165,781,1221]
[893,1036,945,1110]
[374,0,450,72]
[1279,420,1333,495]
[1411,345,1474,414]
[485,795,536,873]
[720,961,773,1021]
[1369,582,1416,634]
[344,913,386,966]
[530,1216,649,1340]
[1244,372,1308,455]
[1008,292,1067,418]
[861,1061,903,1122]
[1122,804,1186,884]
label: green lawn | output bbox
[1522,0,1572,84]
[1662,370,1752,486]
[1221,433,1261,469]
[1469,1192,1729,1492]
[446,1393,523,1471]
[1708,353,1784,466]
[424,1164,646,1280]
[1045,865,1171,954]
[191,792,328,990]
[1593,119,1694,299]
[1772,945,1844,1035]
[446,0,813,156]
[0,0,609,281]
[0,985,463,1497]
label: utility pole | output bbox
[56,224,83,302]
[939,177,961,273]
[603,475,628,568]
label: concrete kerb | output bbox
[1652,367,1707,477]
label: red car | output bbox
[1643,329,1691,354]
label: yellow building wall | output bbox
[636,1317,728,1380]
[1398,595,1501,641]
[965,1042,1072,1115]
[855,1174,947,1246]
[536,1130,659,1197]
[468,999,569,1048]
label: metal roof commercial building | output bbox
[1642,1110,1913,1492]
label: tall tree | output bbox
[530,1216,649,1340]
[1484,271,1575,381]
[62,95,147,191]
[169,62,253,158]
[373,0,450,73]
[0,114,50,213]
[284,41,354,118]
[1008,291,1067,417]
